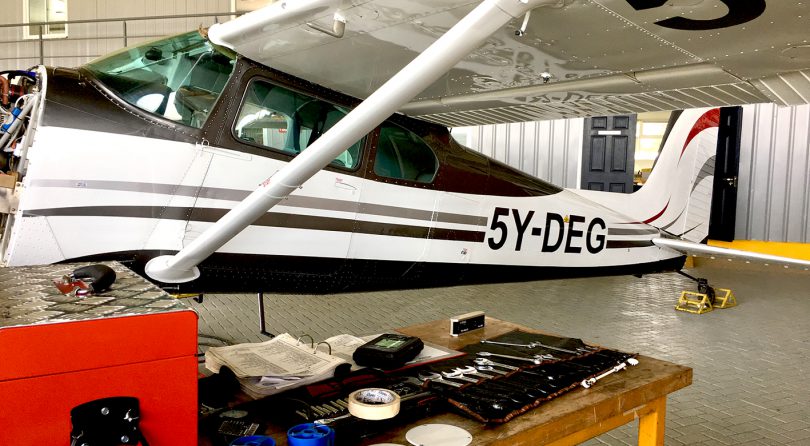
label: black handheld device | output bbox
[352,333,424,369]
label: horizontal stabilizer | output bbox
[653,238,810,271]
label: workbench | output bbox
[209,316,691,446]
[374,317,693,446]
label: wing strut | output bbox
[145,0,561,283]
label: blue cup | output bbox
[230,435,276,446]
[287,423,335,446]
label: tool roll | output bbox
[424,330,636,423]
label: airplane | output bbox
[1,0,809,296]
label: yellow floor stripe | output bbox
[708,240,810,261]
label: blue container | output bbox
[230,435,276,446]
[287,423,335,446]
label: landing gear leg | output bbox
[676,270,715,305]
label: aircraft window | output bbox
[373,123,438,183]
[234,80,361,169]
[84,31,235,129]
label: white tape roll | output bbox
[347,388,401,420]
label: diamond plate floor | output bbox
[184,260,810,445]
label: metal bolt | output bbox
[100,407,110,415]
[121,435,130,443]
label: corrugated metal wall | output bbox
[0,0,231,71]
[463,105,810,244]
[737,104,810,243]
[465,119,583,189]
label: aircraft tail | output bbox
[573,107,721,242]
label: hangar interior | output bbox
[1,1,810,445]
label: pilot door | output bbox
[348,122,443,285]
[187,76,365,286]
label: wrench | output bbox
[475,365,509,375]
[581,358,639,388]
[478,351,541,364]
[474,357,519,370]
[418,372,463,388]
[481,339,592,355]
[441,370,479,383]
[454,365,493,379]
[314,413,352,425]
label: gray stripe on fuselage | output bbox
[22,206,487,243]
[607,227,660,236]
[28,179,487,226]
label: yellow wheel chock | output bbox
[712,288,736,309]
[675,291,713,314]
[675,288,736,314]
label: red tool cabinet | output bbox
[0,263,198,445]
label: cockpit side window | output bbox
[84,31,235,129]
[373,123,439,183]
[234,79,361,169]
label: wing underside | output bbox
[211,0,810,126]
[653,238,810,271]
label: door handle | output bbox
[723,176,737,188]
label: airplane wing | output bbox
[653,238,810,271]
[210,0,810,126]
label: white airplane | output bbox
[1,0,808,294]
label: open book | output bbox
[205,333,364,398]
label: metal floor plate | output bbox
[0,262,185,328]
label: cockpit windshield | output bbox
[84,31,235,129]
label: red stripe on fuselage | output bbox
[680,108,720,160]
[643,200,669,224]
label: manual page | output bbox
[205,333,345,378]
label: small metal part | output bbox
[515,10,531,36]
[120,435,130,443]
[100,407,109,415]
[334,399,349,409]
[306,12,346,38]
[478,351,541,364]
[295,410,309,419]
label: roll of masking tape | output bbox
[347,388,401,421]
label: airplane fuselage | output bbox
[0,35,684,293]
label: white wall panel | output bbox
[737,104,810,243]
[0,0,231,70]
[463,118,583,189]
